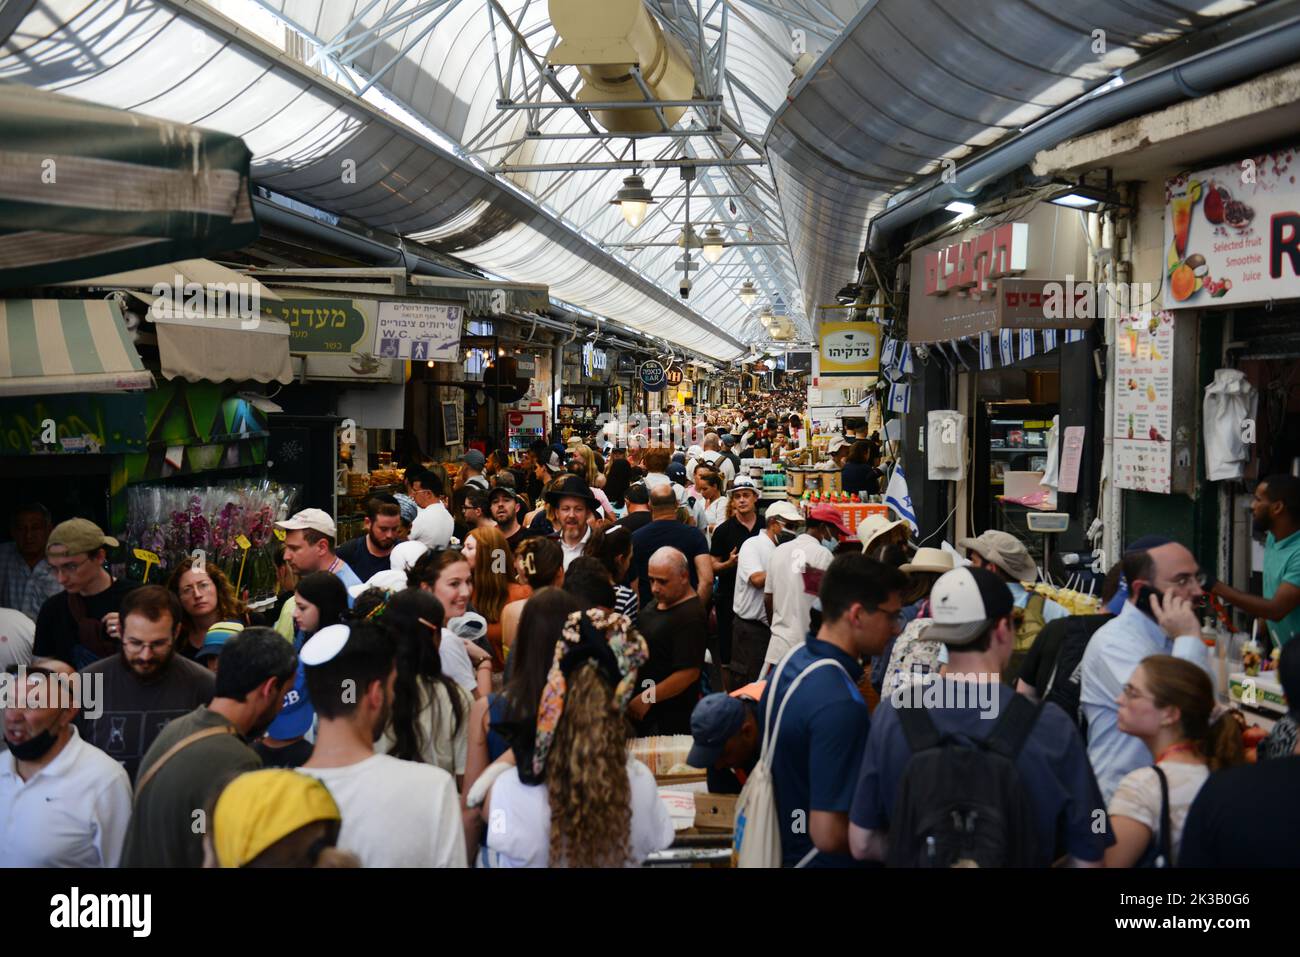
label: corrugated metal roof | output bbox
[765,0,1263,320]
[0,0,752,358]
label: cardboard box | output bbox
[694,793,738,831]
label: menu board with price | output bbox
[1114,311,1175,493]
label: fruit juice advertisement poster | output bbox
[1114,311,1175,494]
[1163,149,1300,309]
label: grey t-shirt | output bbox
[121,706,261,867]
[77,653,216,781]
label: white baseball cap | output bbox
[765,500,804,524]
[925,566,1015,646]
[827,435,850,454]
[728,475,759,494]
[276,508,336,539]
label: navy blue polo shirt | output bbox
[761,635,870,868]
[631,519,709,605]
[850,679,1112,865]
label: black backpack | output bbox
[1041,613,1111,729]
[887,694,1042,868]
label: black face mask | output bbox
[776,528,797,546]
[5,726,61,762]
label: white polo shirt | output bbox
[0,725,132,867]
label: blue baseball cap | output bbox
[197,620,245,662]
[265,663,314,741]
[667,462,687,484]
[687,693,748,769]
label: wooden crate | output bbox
[694,792,737,832]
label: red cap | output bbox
[806,504,853,540]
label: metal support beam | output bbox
[491,157,766,173]
[608,240,787,248]
[495,98,724,111]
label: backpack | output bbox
[733,645,848,868]
[886,694,1043,868]
[1006,590,1046,685]
[1041,613,1111,728]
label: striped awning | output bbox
[0,299,153,396]
[0,83,258,290]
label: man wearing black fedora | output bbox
[545,474,599,571]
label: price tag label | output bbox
[273,528,286,542]
[132,548,161,564]
[235,534,252,550]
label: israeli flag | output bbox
[885,465,919,533]
[1019,328,1035,360]
[886,381,910,413]
[979,331,994,370]
[1065,327,1086,344]
[899,344,913,374]
[999,329,1014,366]
[1042,328,1058,353]
[881,337,898,370]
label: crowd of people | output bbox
[1,402,1298,869]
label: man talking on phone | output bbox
[1078,536,1214,802]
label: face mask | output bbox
[775,528,797,546]
[5,726,61,762]
[822,537,838,553]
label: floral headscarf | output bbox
[529,607,648,782]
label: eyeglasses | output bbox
[1120,683,1153,702]
[868,606,905,626]
[122,637,174,655]
[179,580,215,598]
[49,557,91,577]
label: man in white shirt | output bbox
[731,501,803,686]
[545,474,597,571]
[298,621,467,867]
[1080,536,1213,802]
[0,658,131,867]
[762,505,854,673]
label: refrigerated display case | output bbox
[506,410,547,461]
[504,408,546,462]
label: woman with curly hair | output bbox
[166,556,263,659]
[462,526,527,670]
[473,607,673,867]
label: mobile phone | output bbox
[1135,585,1165,618]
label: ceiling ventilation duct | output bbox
[548,0,695,133]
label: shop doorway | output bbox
[0,455,113,535]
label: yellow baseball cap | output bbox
[212,770,341,867]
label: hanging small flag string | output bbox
[1019,328,1036,361]
[979,331,994,370]
[999,328,1014,366]
[1042,327,1058,353]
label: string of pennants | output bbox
[877,327,1086,414]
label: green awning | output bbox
[0,84,259,290]
[0,299,153,396]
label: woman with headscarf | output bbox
[469,607,673,867]
[461,587,584,859]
